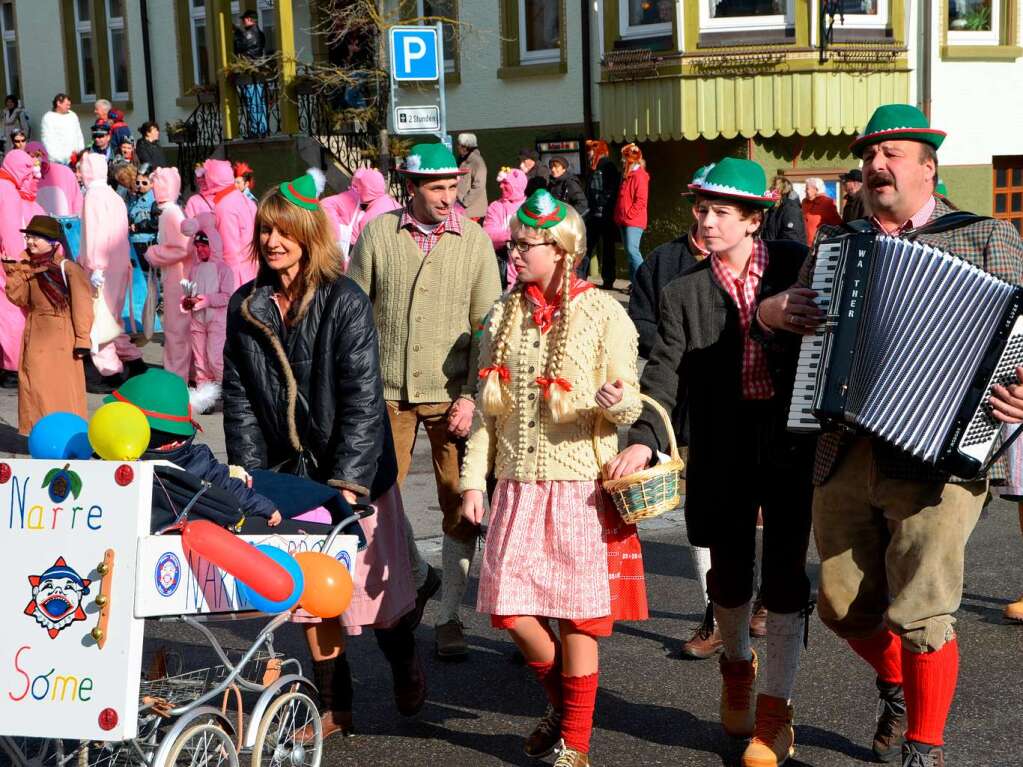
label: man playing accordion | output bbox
[758,104,1023,767]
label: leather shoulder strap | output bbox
[905,211,990,239]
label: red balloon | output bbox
[181,520,293,602]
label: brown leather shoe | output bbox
[1004,594,1023,623]
[553,747,591,767]
[720,650,758,738]
[873,678,906,763]
[435,619,469,660]
[749,600,768,638]
[408,565,441,630]
[524,704,563,757]
[742,694,795,767]
[393,650,427,716]
[682,606,723,660]
[901,741,945,766]
[295,711,353,743]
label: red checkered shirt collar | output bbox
[709,240,774,401]
[399,204,463,256]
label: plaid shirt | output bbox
[399,204,463,257]
[800,196,1023,485]
[710,240,774,400]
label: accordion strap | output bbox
[842,211,990,238]
[981,422,1023,476]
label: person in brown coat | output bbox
[3,215,93,434]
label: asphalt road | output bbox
[1,340,1021,766]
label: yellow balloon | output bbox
[88,402,151,461]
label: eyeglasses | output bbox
[507,239,549,254]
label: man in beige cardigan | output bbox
[349,143,502,659]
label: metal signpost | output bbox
[388,24,450,148]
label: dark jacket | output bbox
[761,193,806,243]
[586,157,621,222]
[628,239,814,544]
[222,276,398,501]
[524,162,550,196]
[143,438,277,520]
[136,138,167,169]
[547,171,588,217]
[233,23,266,59]
[842,192,866,223]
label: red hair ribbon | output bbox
[535,377,572,399]
[479,365,510,382]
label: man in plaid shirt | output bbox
[757,104,1023,767]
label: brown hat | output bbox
[20,215,62,242]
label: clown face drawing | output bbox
[24,557,92,639]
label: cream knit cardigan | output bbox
[348,211,501,403]
[460,288,642,492]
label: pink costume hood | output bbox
[182,212,225,259]
[203,159,235,193]
[498,168,528,203]
[152,167,182,206]
[80,153,109,188]
[351,169,388,204]
[1,150,40,198]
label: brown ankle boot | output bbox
[742,694,794,767]
[295,710,353,743]
[524,704,562,757]
[719,650,758,738]
[553,747,591,767]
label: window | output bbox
[829,1,889,30]
[186,0,239,89]
[948,0,999,45]
[257,0,276,55]
[994,157,1023,233]
[518,0,560,63]
[73,0,96,100]
[621,0,674,39]
[418,0,457,72]
[105,0,129,100]
[0,1,19,97]
[700,0,793,32]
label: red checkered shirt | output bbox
[710,240,775,400]
[399,204,463,257]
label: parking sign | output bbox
[389,27,440,82]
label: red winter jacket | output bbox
[614,164,649,229]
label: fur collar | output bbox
[239,289,303,454]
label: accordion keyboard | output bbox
[787,241,843,432]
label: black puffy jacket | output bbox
[761,193,806,243]
[233,24,266,59]
[222,276,397,501]
[547,171,589,217]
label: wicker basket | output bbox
[595,393,685,525]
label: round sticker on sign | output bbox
[155,552,181,597]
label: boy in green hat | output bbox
[611,157,815,767]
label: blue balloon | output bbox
[237,544,304,614]
[28,413,92,460]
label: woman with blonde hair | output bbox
[460,189,649,767]
[222,171,424,739]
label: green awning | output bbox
[600,70,911,142]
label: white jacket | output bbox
[40,110,85,164]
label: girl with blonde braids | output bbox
[461,189,649,767]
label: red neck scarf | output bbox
[523,276,593,334]
[213,185,238,205]
[0,168,34,202]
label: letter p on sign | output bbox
[389,27,440,82]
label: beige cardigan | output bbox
[348,211,501,403]
[459,288,642,492]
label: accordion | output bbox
[787,229,1023,478]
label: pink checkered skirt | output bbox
[477,479,648,622]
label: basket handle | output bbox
[592,391,681,473]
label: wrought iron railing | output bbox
[172,90,223,193]
[233,72,282,139]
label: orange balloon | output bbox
[294,551,354,619]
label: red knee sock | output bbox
[847,629,903,684]
[561,673,599,754]
[902,638,959,747]
[527,653,563,711]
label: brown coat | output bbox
[5,257,93,434]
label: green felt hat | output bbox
[398,143,466,177]
[104,368,198,437]
[850,104,946,157]
[279,169,326,211]
[681,165,715,198]
[687,158,774,208]
[516,189,568,229]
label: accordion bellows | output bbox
[788,231,1023,478]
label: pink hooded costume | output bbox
[145,167,193,381]
[204,159,257,288]
[0,149,45,370]
[183,167,217,219]
[79,152,142,376]
[321,168,400,266]
[179,212,235,412]
[482,167,528,287]
[320,186,360,265]
[28,142,83,217]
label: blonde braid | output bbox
[545,257,577,423]
[480,287,523,416]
